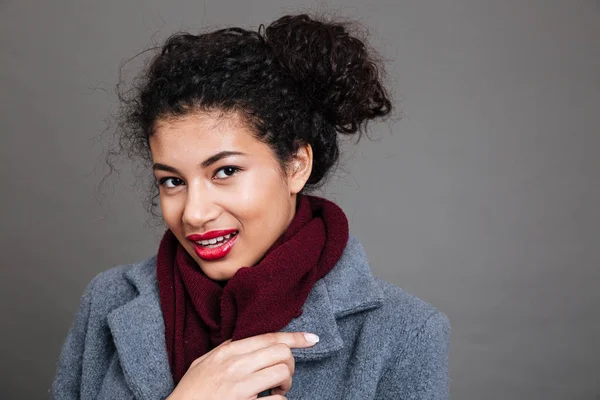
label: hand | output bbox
[167,331,320,400]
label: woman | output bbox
[53,14,450,400]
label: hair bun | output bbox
[265,14,391,134]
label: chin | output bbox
[197,261,241,281]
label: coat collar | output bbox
[107,235,383,398]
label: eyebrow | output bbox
[152,150,246,174]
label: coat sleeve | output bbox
[51,276,98,399]
[376,311,451,399]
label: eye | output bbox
[214,166,241,180]
[158,177,184,188]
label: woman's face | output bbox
[149,111,311,281]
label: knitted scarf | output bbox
[156,194,349,383]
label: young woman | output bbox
[53,14,450,400]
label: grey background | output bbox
[1,0,598,399]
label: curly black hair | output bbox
[111,14,392,215]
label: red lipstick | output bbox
[186,229,238,261]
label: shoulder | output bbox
[367,278,450,380]
[352,278,450,390]
[88,255,157,289]
[329,234,450,361]
[52,256,160,399]
[367,280,451,397]
[373,278,450,341]
[332,234,450,341]
[82,256,158,315]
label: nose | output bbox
[181,181,220,229]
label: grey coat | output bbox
[52,235,450,399]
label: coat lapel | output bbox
[107,259,174,400]
[281,281,344,360]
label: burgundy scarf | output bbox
[156,194,349,383]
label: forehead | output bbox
[150,111,265,156]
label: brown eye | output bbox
[158,177,184,188]
[214,166,241,179]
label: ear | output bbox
[287,143,313,194]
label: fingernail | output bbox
[304,333,320,343]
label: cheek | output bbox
[232,168,291,225]
[159,194,185,230]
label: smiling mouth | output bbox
[194,231,239,248]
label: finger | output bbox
[268,367,293,395]
[241,363,292,397]
[262,396,287,400]
[190,339,232,368]
[235,342,295,376]
[227,332,319,355]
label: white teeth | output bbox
[195,231,237,247]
